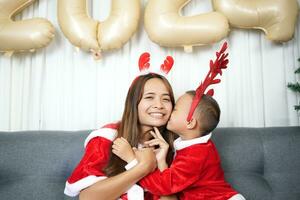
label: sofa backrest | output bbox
[0,127,299,200]
[212,127,300,200]
[0,130,88,200]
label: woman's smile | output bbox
[149,112,165,118]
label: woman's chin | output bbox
[140,120,168,131]
[151,121,168,127]
[148,118,168,126]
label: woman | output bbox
[64,73,177,200]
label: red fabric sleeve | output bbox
[139,147,208,196]
[67,136,112,183]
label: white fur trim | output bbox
[127,184,144,200]
[64,175,144,200]
[229,194,246,200]
[64,175,107,197]
[125,159,138,170]
[84,128,117,147]
[174,133,212,151]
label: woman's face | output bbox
[138,78,173,133]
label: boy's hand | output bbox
[144,127,169,170]
[112,137,135,163]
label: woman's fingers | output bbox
[120,137,129,144]
[112,144,120,151]
[112,149,118,155]
[114,137,128,147]
[153,149,160,154]
[145,129,168,150]
[145,139,162,147]
[112,148,122,157]
[145,138,167,146]
[150,131,157,139]
[153,127,166,141]
[144,138,158,144]
[113,138,121,145]
[113,138,127,150]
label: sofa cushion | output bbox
[212,127,300,200]
[0,130,88,200]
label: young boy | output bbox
[139,92,246,200]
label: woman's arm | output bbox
[79,148,157,200]
[160,196,178,200]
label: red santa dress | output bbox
[64,123,155,200]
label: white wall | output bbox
[0,0,299,131]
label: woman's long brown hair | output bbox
[104,73,176,177]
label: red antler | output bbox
[186,42,229,122]
[160,56,174,74]
[138,52,150,72]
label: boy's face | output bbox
[167,93,193,134]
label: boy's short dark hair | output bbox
[186,91,220,135]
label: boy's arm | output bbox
[112,137,135,163]
[139,150,207,196]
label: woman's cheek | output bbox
[166,104,173,118]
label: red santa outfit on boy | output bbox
[64,123,157,200]
[139,133,240,200]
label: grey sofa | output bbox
[0,127,299,200]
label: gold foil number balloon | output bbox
[212,0,299,42]
[0,0,55,56]
[57,0,141,59]
[144,0,230,53]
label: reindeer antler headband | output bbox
[138,52,174,75]
[186,42,229,122]
[130,52,174,87]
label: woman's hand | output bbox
[112,137,135,163]
[134,148,157,174]
[144,127,169,171]
[160,195,178,200]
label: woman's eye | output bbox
[145,96,153,99]
[163,98,171,102]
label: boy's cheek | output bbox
[166,121,171,129]
[166,120,174,131]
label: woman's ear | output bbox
[186,118,197,129]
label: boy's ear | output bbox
[186,118,197,129]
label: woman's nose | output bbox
[152,98,163,109]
